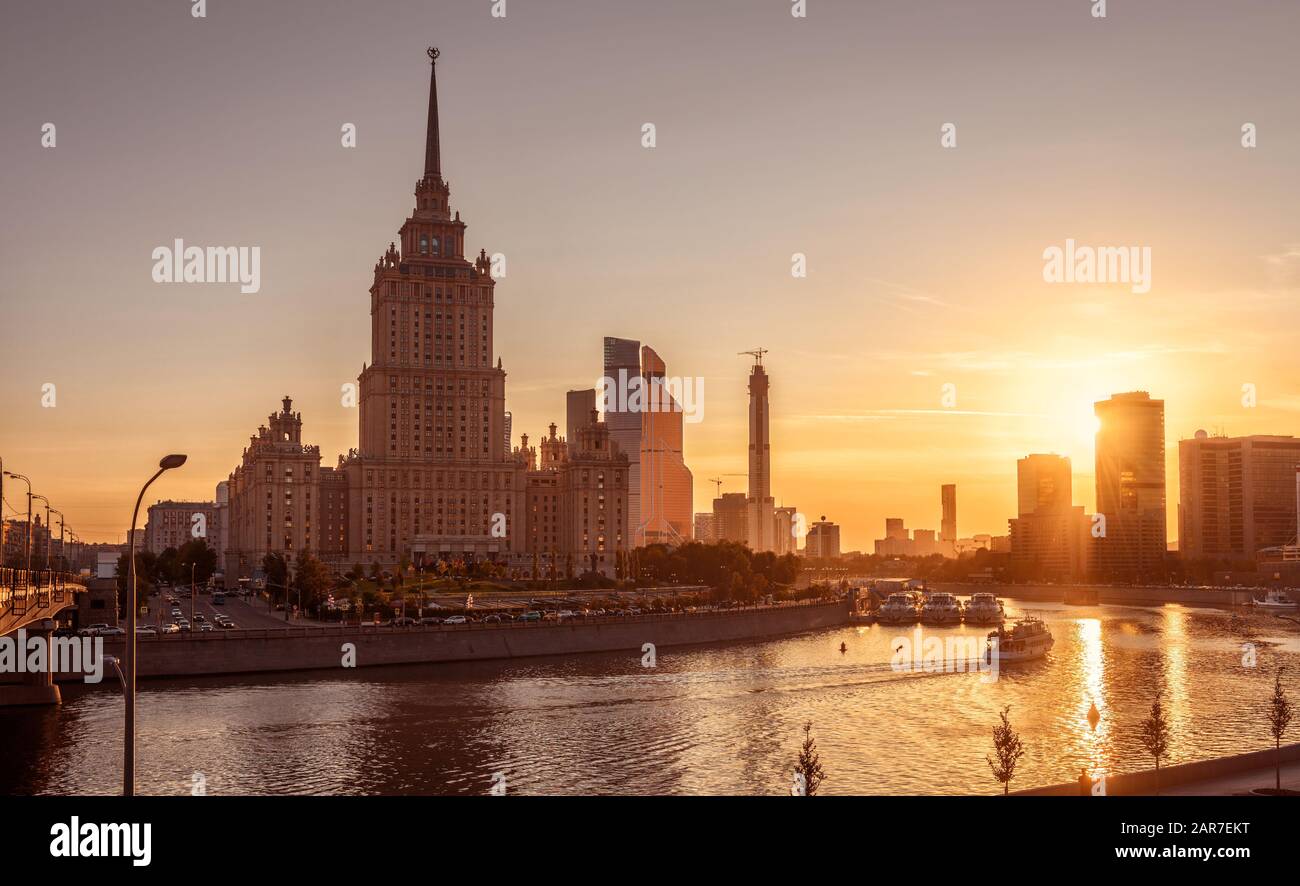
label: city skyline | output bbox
[4,1,1300,551]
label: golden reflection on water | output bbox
[1073,617,1107,778]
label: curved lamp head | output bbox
[160,454,188,470]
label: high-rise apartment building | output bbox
[1094,392,1167,579]
[1179,432,1300,561]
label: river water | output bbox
[4,598,1298,795]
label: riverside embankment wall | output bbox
[934,582,1258,607]
[1014,742,1300,796]
[85,601,849,679]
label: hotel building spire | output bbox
[424,47,441,181]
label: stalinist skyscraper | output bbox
[744,349,775,552]
[224,49,630,579]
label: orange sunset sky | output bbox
[2,0,1299,551]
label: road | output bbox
[145,587,326,631]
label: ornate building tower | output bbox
[346,48,525,566]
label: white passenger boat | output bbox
[876,593,920,624]
[986,617,1054,664]
[1248,590,1299,611]
[964,592,1005,624]
[920,592,962,625]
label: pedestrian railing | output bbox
[0,568,85,616]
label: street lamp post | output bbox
[50,509,64,591]
[124,454,186,798]
[32,495,52,577]
[4,471,32,581]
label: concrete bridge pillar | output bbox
[0,620,62,707]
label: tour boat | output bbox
[1247,590,1299,611]
[964,592,1005,625]
[876,593,920,624]
[920,592,963,625]
[986,617,1054,664]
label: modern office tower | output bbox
[566,389,596,446]
[940,484,957,542]
[693,512,715,543]
[1009,454,1089,580]
[1178,432,1300,560]
[743,350,776,551]
[603,336,643,546]
[774,506,798,555]
[713,492,750,544]
[1094,391,1167,579]
[886,518,907,540]
[1017,454,1072,516]
[805,517,841,559]
[639,345,693,546]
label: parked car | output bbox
[443,615,468,625]
[392,616,418,627]
[417,616,443,625]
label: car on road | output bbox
[80,623,110,637]
[136,625,157,635]
[197,623,215,632]
[518,611,541,622]
[557,610,575,620]
[417,616,443,625]
[161,623,180,634]
[482,614,503,624]
[194,614,206,623]
[178,622,192,632]
[442,615,468,625]
[391,616,418,627]
[217,620,237,629]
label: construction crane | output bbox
[709,478,723,497]
[738,347,768,366]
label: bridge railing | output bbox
[0,568,84,616]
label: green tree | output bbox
[986,705,1026,795]
[178,538,217,585]
[1266,670,1293,793]
[1138,691,1172,795]
[262,551,289,607]
[292,550,332,614]
[792,721,826,796]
